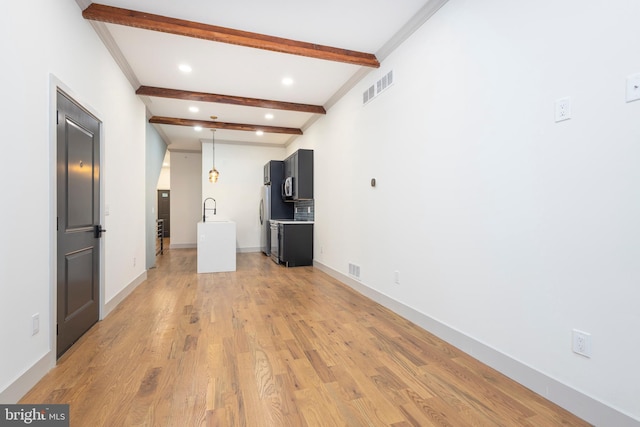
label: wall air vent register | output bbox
[348,263,361,280]
[362,70,394,105]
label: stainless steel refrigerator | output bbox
[260,161,293,255]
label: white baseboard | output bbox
[313,260,639,427]
[0,353,54,404]
[1,271,148,404]
[169,243,197,249]
[237,247,261,253]
[169,245,262,253]
[1,271,149,404]
[103,271,147,318]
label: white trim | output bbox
[237,247,261,253]
[170,243,197,249]
[313,260,640,427]
[48,76,59,390]
[375,0,450,62]
[73,0,91,10]
[166,246,262,252]
[72,0,139,92]
[316,0,451,122]
[0,267,145,403]
[0,353,53,404]
[322,68,373,113]
[103,272,148,318]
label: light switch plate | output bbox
[32,313,39,336]
[626,73,640,103]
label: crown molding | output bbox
[317,0,450,122]
[376,0,449,62]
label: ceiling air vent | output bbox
[362,69,395,106]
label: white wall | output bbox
[103,90,146,305]
[290,0,640,423]
[145,123,167,269]
[0,0,147,401]
[202,142,287,251]
[157,166,171,190]
[170,152,202,247]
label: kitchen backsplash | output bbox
[294,200,314,221]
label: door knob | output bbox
[94,224,107,238]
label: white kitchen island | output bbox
[197,220,236,273]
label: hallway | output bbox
[21,249,588,426]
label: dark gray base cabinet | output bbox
[279,223,313,267]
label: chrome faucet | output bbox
[203,197,216,221]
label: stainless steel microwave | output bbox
[283,176,293,199]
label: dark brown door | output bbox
[157,190,170,237]
[56,91,101,358]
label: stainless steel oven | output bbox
[270,221,280,264]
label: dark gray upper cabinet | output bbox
[284,149,313,201]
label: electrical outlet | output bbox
[394,270,400,285]
[133,257,137,267]
[32,313,39,336]
[555,97,571,122]
[572,329,592,358]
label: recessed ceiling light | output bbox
[256,130,264,136]
[282,77,294,86]
[189,106,199,113]
[162,162,169,167]
[265,113,274,120]
[194,126,203,132]
[178,64,192,73]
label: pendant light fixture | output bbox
[209,128,219,183]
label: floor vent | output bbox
[348,263,361,280]
[362,69,394,106]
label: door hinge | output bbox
[56,324,59,336]
[56,217,59,231]
[56,110,59,125]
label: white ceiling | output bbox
[78,0,447,153]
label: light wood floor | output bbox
[22,249,590,426]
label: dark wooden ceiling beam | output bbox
[83,4,380,68]
[149,116,303,135]
[137,86,326,115]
